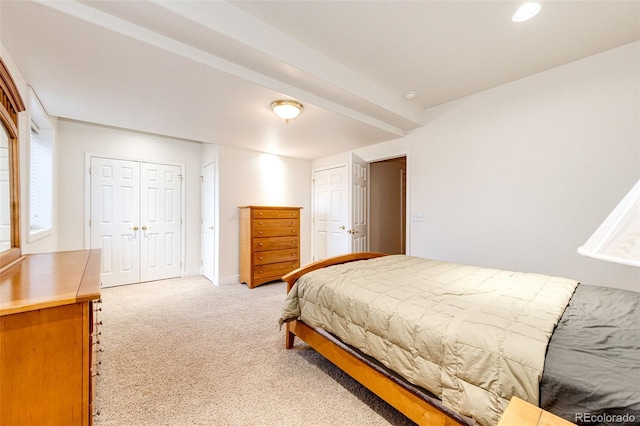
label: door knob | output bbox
[339,225,346,230]
[129,226,139,231]
[141,225,148,230]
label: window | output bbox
[28,88,54,241]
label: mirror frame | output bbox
[0,57,25,272]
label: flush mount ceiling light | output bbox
[270,100,303,122]
[512,2,541,22]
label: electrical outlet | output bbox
[229,211,237,220]
[411,213,424,222]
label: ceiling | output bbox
[1,1,639,160]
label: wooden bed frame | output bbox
[281,252,470,426]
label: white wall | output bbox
[54,119,204,276]
[28,118,311,285]
[317,42,640,292]
[4,30,637,291]
[208,143,311,284]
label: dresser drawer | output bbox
[254,261,299,279]
[254,248,299,265]
[253,218,299,228]
[254,209,300,219]
[254,236,299,251]
[255,227,299,237]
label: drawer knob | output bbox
[259,221,263,225]
[259,257,263,260]
[259,212,263,216]
[259,243,263,246]
[259,270,263,274]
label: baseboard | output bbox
[216,274,240,286]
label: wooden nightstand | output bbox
[498,397,575,426]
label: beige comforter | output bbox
[280,255,578,426]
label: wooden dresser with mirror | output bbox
[0,57,102,425]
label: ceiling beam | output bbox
[37,0,422,136]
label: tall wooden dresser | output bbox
[0,249,102,426]
[239,206,302,289]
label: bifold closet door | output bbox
[90,157,181,287]
[139,162,181,282]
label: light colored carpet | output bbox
[94,276,415,426]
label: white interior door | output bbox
[313,165,348,260]
[349,153,369,252]
[139,162,182,282]
[201,162,215,282]
[90,156,182,287]
[90,157,141,287]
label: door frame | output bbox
[367,150,411,255]
[311,149,411,259]
[83,152,186,278]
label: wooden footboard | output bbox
[287,319,468,426]
[282,252,387,348]
[281,252,469,426]
[281,251,388,292]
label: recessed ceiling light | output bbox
[512,2,541,22]
[405,91,417,100]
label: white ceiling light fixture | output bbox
[271,100,303,122]
[512,2,541,22]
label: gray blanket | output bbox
[541,284,640,425]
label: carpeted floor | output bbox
[94,276,415,425]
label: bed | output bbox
[280,253,640,426]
